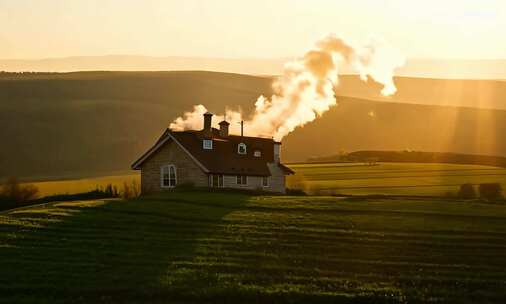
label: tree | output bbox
[0,177,39,203]
[458,184,476,199]
[479,183,503,201]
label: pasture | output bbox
[22,172,140,197]
[1,191,506,303]
[20,162,506,199]
[287,162,506,196]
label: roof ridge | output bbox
[168,128,276,141]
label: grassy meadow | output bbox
[22,172,140,198]
[1,191,506,303]
[287,162,506,196]
[18,162,506,199]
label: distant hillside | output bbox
[2,71,506,179]
[283,96,506,162]
[2,56,506,79]
[395,59,506,80]
[338,75,506,110]
[307,151,506,168]
[0,71,272,179]
[0,56,287,76]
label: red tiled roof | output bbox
[277,163,295,175]
[132,128,293,176]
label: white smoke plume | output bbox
[170,34,404,141]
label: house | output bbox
[131,112,294,193]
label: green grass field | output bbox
[1,191,506,303]
[287,162,506,196]
[21,162,506,199]
[23,173,140,197]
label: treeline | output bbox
[457,183,503,201]
[308,150,506,167]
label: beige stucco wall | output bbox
[140,140,208,193]
[267,162,286,193]
[219,162,286,193]
[222,175,263,191]
[139,139,287,194]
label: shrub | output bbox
[122,181,131,199]
[121,180,141,199]
[0,177,39,203]
[479,183,503,201]
[130,180,140,198]
[458,184,476,199]
[444,191,456,198]
[105,184,114,197]
[286,188,307,196]
[285,174,308,192]
[113,185,119,197]
[97,183,120,198]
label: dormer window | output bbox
[254,150,261,157]
[203,139,213,150]
[238,143,247,154]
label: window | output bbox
[254,150,261,157]
[236,175,248,185]
[203,139,213,150]
[209,174,224,188]
[262,176,269,187]
[161,165,177,188]
[238,143,247,154]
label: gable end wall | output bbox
[140,140,208,193]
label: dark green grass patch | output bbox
[1,192,506,303]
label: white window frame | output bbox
[238,143,247,155]
[209,174,224,188]
[160,164,177,188]
[254,150,261,157]
[262,176,269,187]
[203,139,213,150]
[236,175,248,185]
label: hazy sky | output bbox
[1,0,505,59]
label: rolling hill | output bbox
[2,71,506,180]
[337,76,506,110]
[0,71,272,179]
[2,55,506,79]
[2,191,506,302]
[282,96,506,161]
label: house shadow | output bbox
[0,190,250,303]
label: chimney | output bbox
[219,120,230,137]
[274,142,281,163]
[203,111,213,132]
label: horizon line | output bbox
[2,54,506,62]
